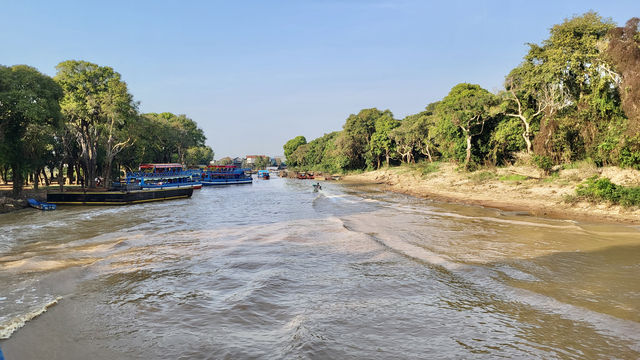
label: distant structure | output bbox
[245,155,268,165]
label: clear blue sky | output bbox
[1,1,638,158]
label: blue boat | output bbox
[27,198,57,210]
[257,170,270,179]
[197,165,252,186]
[126,163,202,190]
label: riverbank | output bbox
[0,188,47,214]
[341,162,640,224]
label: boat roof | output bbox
[207,165,237,168]
[140,163,183,169]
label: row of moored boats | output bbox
[42,164,268,207]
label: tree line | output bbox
[284,13,640,175]
[0,60,213,195]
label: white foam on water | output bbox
[0,296,62,339]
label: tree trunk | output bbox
[42,169,50,186]
[465,135,472,166]
[57,163,65,192]
[11,163,23,197]
[523,122,533,154]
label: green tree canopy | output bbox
[55,60,137,188]
[439,83,498,167]
[284,135,307,160]
[0,65,62,195]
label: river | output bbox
[1,176,639,359]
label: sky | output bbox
[1,1,638,158]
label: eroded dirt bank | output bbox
[341,163,640,224]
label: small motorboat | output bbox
[27,198,56,210]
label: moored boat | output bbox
[199,165,252,186]
[257,170,270,179]
[27,198,57,210]
[47,186,193,205]
[126,163,202,189]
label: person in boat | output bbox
[313,182,322,192]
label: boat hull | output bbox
[46,187,193,205]
[201,179,252,186]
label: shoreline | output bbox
[340,163,640,225]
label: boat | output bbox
[27,198,56,210]
[126,163,202,189]
[47,185,193,205]
[257,170,270,179]
[297,172,314,180]
[198,165,253,186]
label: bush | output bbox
[532,155,554,175]
[575,176,640,207]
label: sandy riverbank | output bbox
[341,162,640,224]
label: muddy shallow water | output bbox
[1,177,639,359]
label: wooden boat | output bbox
[126,163,202,190]
[46,186,193,205]
[27,198,56,210]
[257,170,270,179]
[198,165,253,186]
[297,172,314,180]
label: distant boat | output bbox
[27,198,56,210]
[297,172,314,180]
[126,163,202,189]
[257,170,270,180]
[198,165,253,186]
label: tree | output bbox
[55,60,137,188]
[0,65,62,195]
[440,84,497,167]
[523,13,619,162]
[337,108,390,169]
[283,135,307,160]
[185,146,214,166]
[502,64,550,154]
[607,17,640,132]
[253,156,271,169]
[370,112,399,167]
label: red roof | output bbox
[139,163,183,169]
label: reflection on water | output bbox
[0,177,639,359]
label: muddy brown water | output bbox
[1,177,639,359]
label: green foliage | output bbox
[499,174,529,181]
[0,65,63,194]
[184,146,214,166]
[55,60,138,187]
[489,117,527,165]
[338,108,392,170]
[532,155,554,174]
[283,135,307,161]
[619,135,640,170]
[576,176,640,207]
[439,83,499,167]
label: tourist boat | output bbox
[126,163,202,189]
[198,165,252,186]
[47,185,193,205]
[257,170,270,179]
